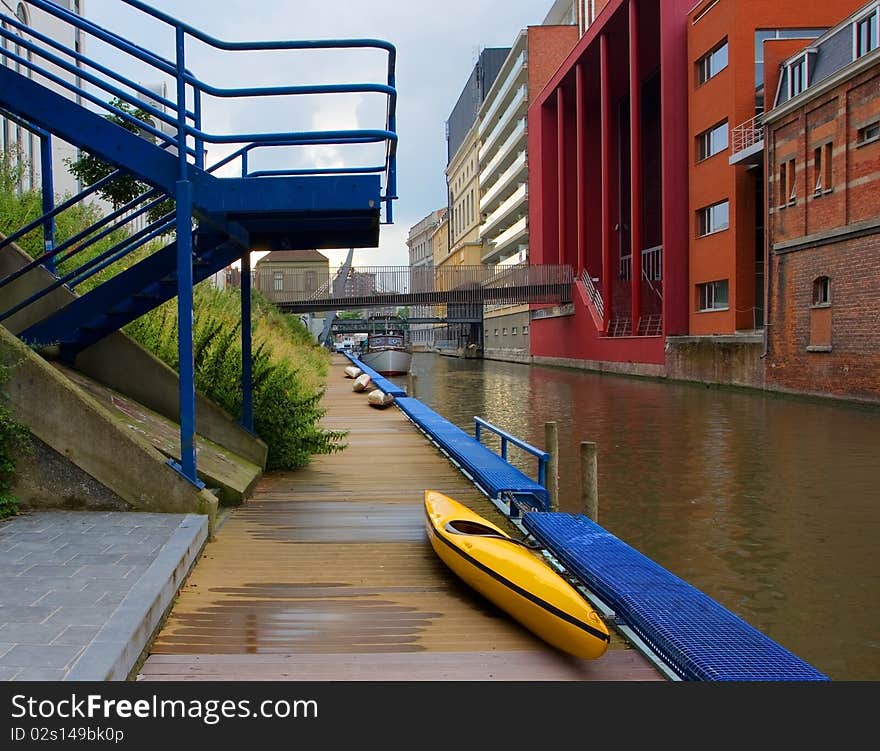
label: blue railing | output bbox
[474,417,550,488]
[0,0,398,220]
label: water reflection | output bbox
[392,353,880,680]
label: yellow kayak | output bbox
[424,489,610,659]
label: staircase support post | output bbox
[39,132,56,273]
[240,249,254,432]
[169,178,203,488]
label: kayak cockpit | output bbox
[445,520,506,537]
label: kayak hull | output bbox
[424,489,610,659]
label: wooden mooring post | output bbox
[544,421,559,511]
[407,372,417,398]
[580,441,599,522]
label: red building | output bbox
[529,0,693,372]
[528,0,864,380]
[763,3,880,402]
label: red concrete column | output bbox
[600,34,612,333]
[576,62,586,276]
[557,87,566,267]
[629,0,642,332]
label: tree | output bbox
[65,97,175,225]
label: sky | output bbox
[83,0,554,268]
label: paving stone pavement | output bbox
[0,511,208,681]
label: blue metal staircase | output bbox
[0,0,397,486]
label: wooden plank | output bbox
[138,649,659,681]
[139,356,663,681]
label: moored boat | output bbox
[423,489,610,659]
[360,329,412,376]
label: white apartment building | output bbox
[1,0,84,199]
[544,0,608,34]
[477,30,530,269]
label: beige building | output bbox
[445,124,483,269]
[437,125,484,352]
[430,211,450,345]
[253,249,330,303]
[431,209,449,270]
[406,207,445,350]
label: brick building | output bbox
[763,3,880,402]
[526,0,869,390]
[690,0,858,336]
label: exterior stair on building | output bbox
[637,314,663,337]
[0,0,397,498]
[606,317,632,337]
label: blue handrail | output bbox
[3,0,398,221]
[473,417,551,488]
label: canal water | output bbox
[389,352,880,681]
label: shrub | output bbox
[125,284,345,469]
[0,349,28,520]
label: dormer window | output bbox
[855,5,879,58]
[788,55,808,98]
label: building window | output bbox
[857,121,880,145]
[273,271,283,291]
[812,276,831,306]
[494,328,499,336]
[696,39,728,85]
[788,55,808,98]
[809,276,832,351]
[696,121,729,161]
[813,143,833,194]
[778,158,796,206]
[697,280,729,311]
[697,200,729,236]
[502,328,508,336]
[511,326,518,335]
[855,8,879,58]
[522,325,529,335]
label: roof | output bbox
[255,249,329,265]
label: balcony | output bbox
[478,51,527,133]
[482,215,527,264]
[619,245,662,282]
[479,85,527,162]
[479,118,526,186]
[480,150,526,214]
[480,183,527,239]
[729,113,764,167]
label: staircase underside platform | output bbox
[231,210,380,250]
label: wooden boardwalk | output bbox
[138,356,663,681]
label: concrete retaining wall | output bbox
[0,235,267,469]
[664,335,766,390]
[2,327,218,532]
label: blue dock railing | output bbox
[474,416,550,489]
